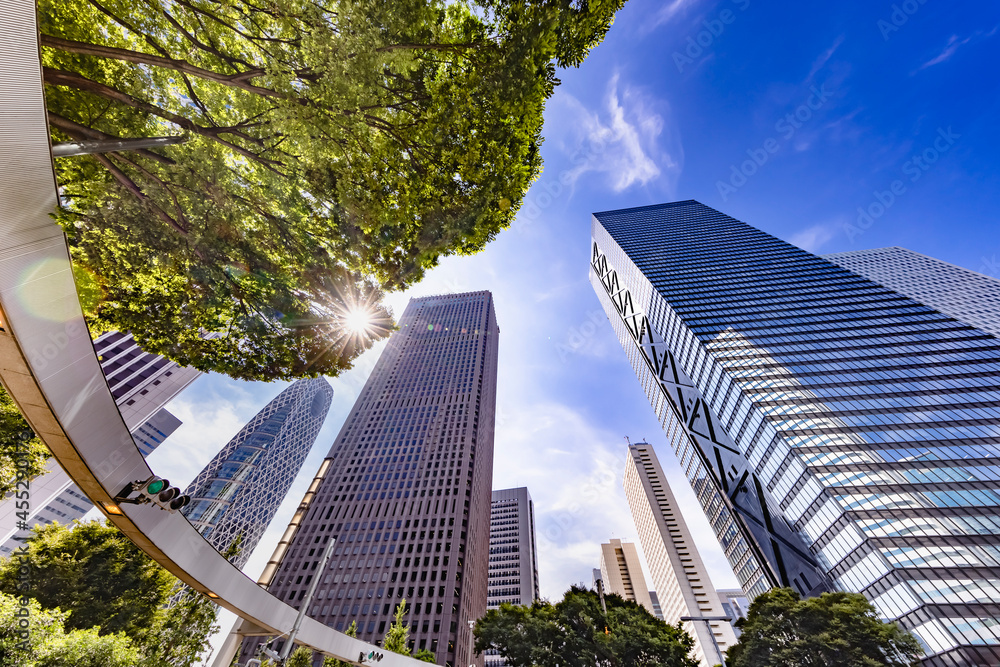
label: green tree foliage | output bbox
[39,0,625,381]
[725,588,923,667]
[286,646,314,667]
[141,584,220,667]
[414,648,437,662]
[384,599,412,656]
[0,592,140,667]
[0,386,50,497]
[0,521,173,642]
[474,585,698,667]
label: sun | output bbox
[343,307,374,334]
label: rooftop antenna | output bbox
[624,436,631,445]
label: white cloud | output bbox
[645,0,701,34]
[552,74,680,195]
[789,221,840,253]
[807,34,845,81]
[917,26,997,72]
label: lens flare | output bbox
[343,308,374,334]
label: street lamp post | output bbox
[679,615,732,667]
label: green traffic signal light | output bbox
[145,478,167,495]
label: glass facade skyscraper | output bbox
[237,292,499,667]
[183,377,333,569]
[824,246,1000,338]
[590,200,1000,666]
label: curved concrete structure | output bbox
[0,5,421,665]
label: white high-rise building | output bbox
[623,442,737,667]
[486,487,539,667]
[598,538,656,616]
[0,331,201,554]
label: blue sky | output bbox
[129,0,1000,659]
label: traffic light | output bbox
[137,476,191,512]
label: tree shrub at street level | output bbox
[0,521,172,643]
[384,599,413,656]
[0,386,50,497]
[40,0,626,381]
[725,587,923,667]
[474,585,698,667]
[0,520,223,666]
[0,592,141,667]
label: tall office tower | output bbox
[237,292,499,667]
[487,488,539,609]
[716,589,749,637]
[94,330,203,430]
[182,378,333,569]
[485,488,539,667]
[0,330,201,555]
[648,591,665,621]
[824,246,1000,338]
[598,538,657,615]
[623,444,737,667]
[590,200,1000,666]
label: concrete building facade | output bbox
[238,292,499,667]
[624,443,737,667]
[598,538,656,616]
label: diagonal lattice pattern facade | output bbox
[590,200,1000,667]
[183,377,333,569]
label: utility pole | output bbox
[264,536,337,664]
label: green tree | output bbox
[323,619,358,667]
[384,599,412,656]
[286,646,314,667]
[35,626,141,667]
[140,584,220,667]
[414,648,436,662]
[474,585,697,667]
[725,588,923,667]
[0,386,50,497]
[39,0,626,381]
[0,591,140,667]
[0,521,173,642]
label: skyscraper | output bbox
[597,538,656,616]
[238,292,499,667]
[485,487,539,667]
[487,488,539,610]
[590,200,1000,666]
[182,377,333,569]
[94,330,203,430]
[623,443,736,667]
[824,246,1000,338]
[0,330,200,554]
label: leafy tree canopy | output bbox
[0,521,173,643]
[0,386,50,497]
[41,0,625,381]
[0,591,140,667]
[474,585,698,667]
[725,588,923,667]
